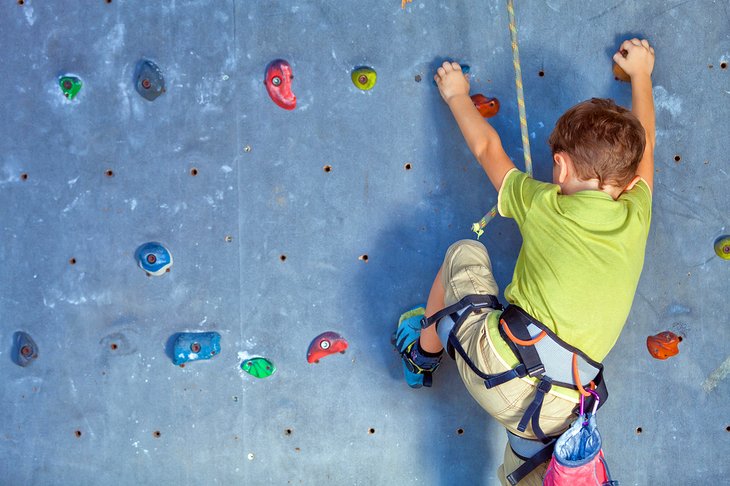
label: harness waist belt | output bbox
[498,306,602,390]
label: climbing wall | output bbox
[1,1,728,484]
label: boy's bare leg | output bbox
[420,269,446,354]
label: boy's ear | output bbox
[554,153,569,184]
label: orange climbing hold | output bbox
[471,94,500,118]
[401,0,412,9]
[646,331,681,360]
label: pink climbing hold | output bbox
[264,59,296,110]
[307,331,348,363]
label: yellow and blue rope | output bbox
[472,0,533,238]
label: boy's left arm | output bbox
[435,61,516,191]
[614,39,656,192]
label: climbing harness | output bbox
[472,0,533,238]
[423,295,610,483]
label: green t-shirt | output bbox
[488,168,652,364]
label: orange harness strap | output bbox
[573,353,596,397]
[500,318,547,346]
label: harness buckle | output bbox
[527,363,545,378]
[536,376,553,393]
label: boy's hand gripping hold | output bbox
[434,61,470,103]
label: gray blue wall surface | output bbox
[1,0,729,484]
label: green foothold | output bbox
[352,67,377,91]
[714,235,730,260]
[241,357,276,379]
[59,76,82,100]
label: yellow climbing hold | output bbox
[401,0,412,9]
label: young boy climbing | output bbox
[394,38,655,485]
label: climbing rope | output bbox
[472,0,533,238]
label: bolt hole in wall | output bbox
[359,254,369,262]
[74,430,82,438]
[635,427,643,435]
[456,428,465,436]
[224,235,233,243]
[415,74,422,82]
[279,255,287,262]
[190,167,199,176]
[153,431,161,438]
[538,70,545,77]
[20,173,28,181]
[69,257,77,265]
[368,428,375,435]
[726,425,730,432]
[404,162,412,170]
[721,61,728,69]
[323,164,332,173]
[674,155,681,162]
[284,428,292,436]
[105,169,114,177]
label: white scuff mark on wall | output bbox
[24,6,36,26]
[215,190,224,200]
[117,80,132,120]
[68,176,79,186]
[653,86,682,117]
[102,23,127,54]
[62,190,91,214]
[43,289,112,307]
[702,356,730,392]
[221,165,233,173]
[204,195,215,206]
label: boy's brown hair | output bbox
[548,98,646,189]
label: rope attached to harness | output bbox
[472,0,534,238]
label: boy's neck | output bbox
[559,178,623,200]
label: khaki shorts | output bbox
[439,240,577,485]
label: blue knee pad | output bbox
[434,310,465,357]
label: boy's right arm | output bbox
[435,61,516,192]
[614,39,656,192]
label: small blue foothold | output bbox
[12,331,38,367]
[172,332,221,366]
[135,242,173,276]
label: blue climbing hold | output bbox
[172,332,221,366]
[135,59,166,101]
[12,331,38,367]
[135,242,173,276]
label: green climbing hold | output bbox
[351,67,377,91]
[241,357,276,379]
[59,76,82,100]
[714,235,730,260]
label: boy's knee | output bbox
[441,239,498,305]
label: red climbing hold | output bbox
[646,331,681,360]
[471,94,500,118]
[264,59,296,110]
[307,331,348,363]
